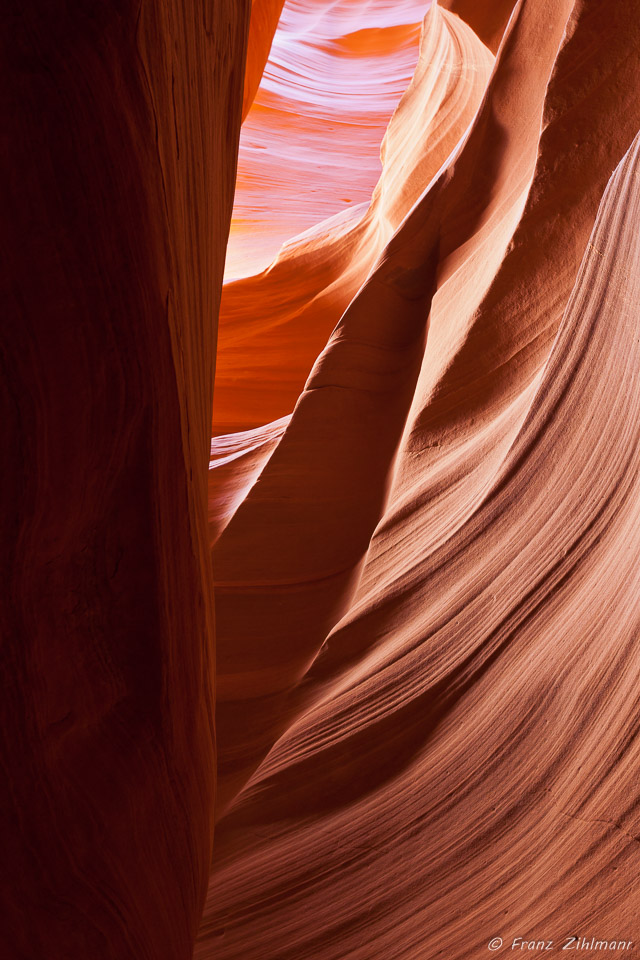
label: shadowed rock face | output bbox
[1,2,249,958]
[4,1,640,958]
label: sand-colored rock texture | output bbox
[205,0,640,957]
[3,0,640,958]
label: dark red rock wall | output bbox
[0,3,250,957]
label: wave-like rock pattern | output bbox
[203,0,640,957]
[214,2,493,435]
[224,0,427,283]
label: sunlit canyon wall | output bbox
[206,0,640,958]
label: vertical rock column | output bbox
[0,2,250,958]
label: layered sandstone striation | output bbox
[204,0,640,957]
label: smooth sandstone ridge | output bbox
[204,0,640,958]
[215,0,491,432]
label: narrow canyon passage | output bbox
[2,2,640,959]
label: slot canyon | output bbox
[2,1,640,958]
